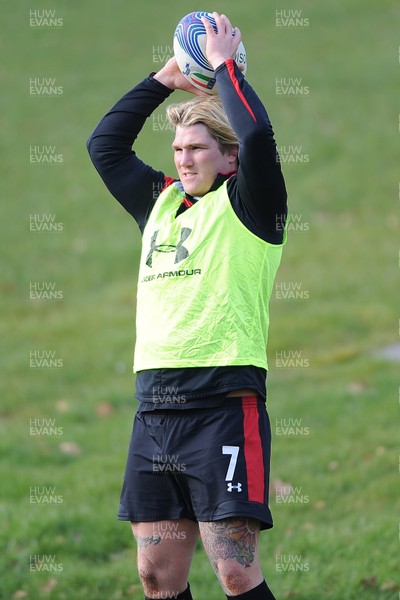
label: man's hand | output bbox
[200,12,242,71]
[153,57,208,96]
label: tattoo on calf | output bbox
[135,534,162,548]
[200,518,258,568]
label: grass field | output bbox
[1,0,399,598]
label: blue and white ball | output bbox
[173,11,247,95]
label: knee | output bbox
[214,561,253,596]
[137,555,165,595]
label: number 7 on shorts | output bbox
[222,445,240,481]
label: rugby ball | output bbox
[173,11,247,95]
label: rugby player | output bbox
[87,12,287,600]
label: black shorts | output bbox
[118,396,273,530]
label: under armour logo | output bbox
[227,482,242,492]
[146,227,192,268]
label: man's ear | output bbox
[227,145,239,166]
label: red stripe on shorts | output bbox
[242,396,265,503]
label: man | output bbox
[87,12,287,600]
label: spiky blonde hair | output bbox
[166,96,238,153]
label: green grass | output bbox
[1,0,399,598]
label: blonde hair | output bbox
[166,96,238,154]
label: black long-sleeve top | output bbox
[87,60,287,410]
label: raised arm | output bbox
[87,60,208,231]
[87,77,173,230]
[202,13,288,241]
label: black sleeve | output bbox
[215,60,288,243]
[86,75,175,232]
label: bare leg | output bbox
[132,519,199,599]
[199,517,263,596]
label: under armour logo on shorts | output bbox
[145,227,192,268]
[227,482,243,492]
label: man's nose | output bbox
[180,150,193,166]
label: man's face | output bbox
[172,124,237,197]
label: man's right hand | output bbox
[154,57,209,96]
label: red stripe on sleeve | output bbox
[162,176,176,192]
[242,396,265,503]
[225,59,256,123]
